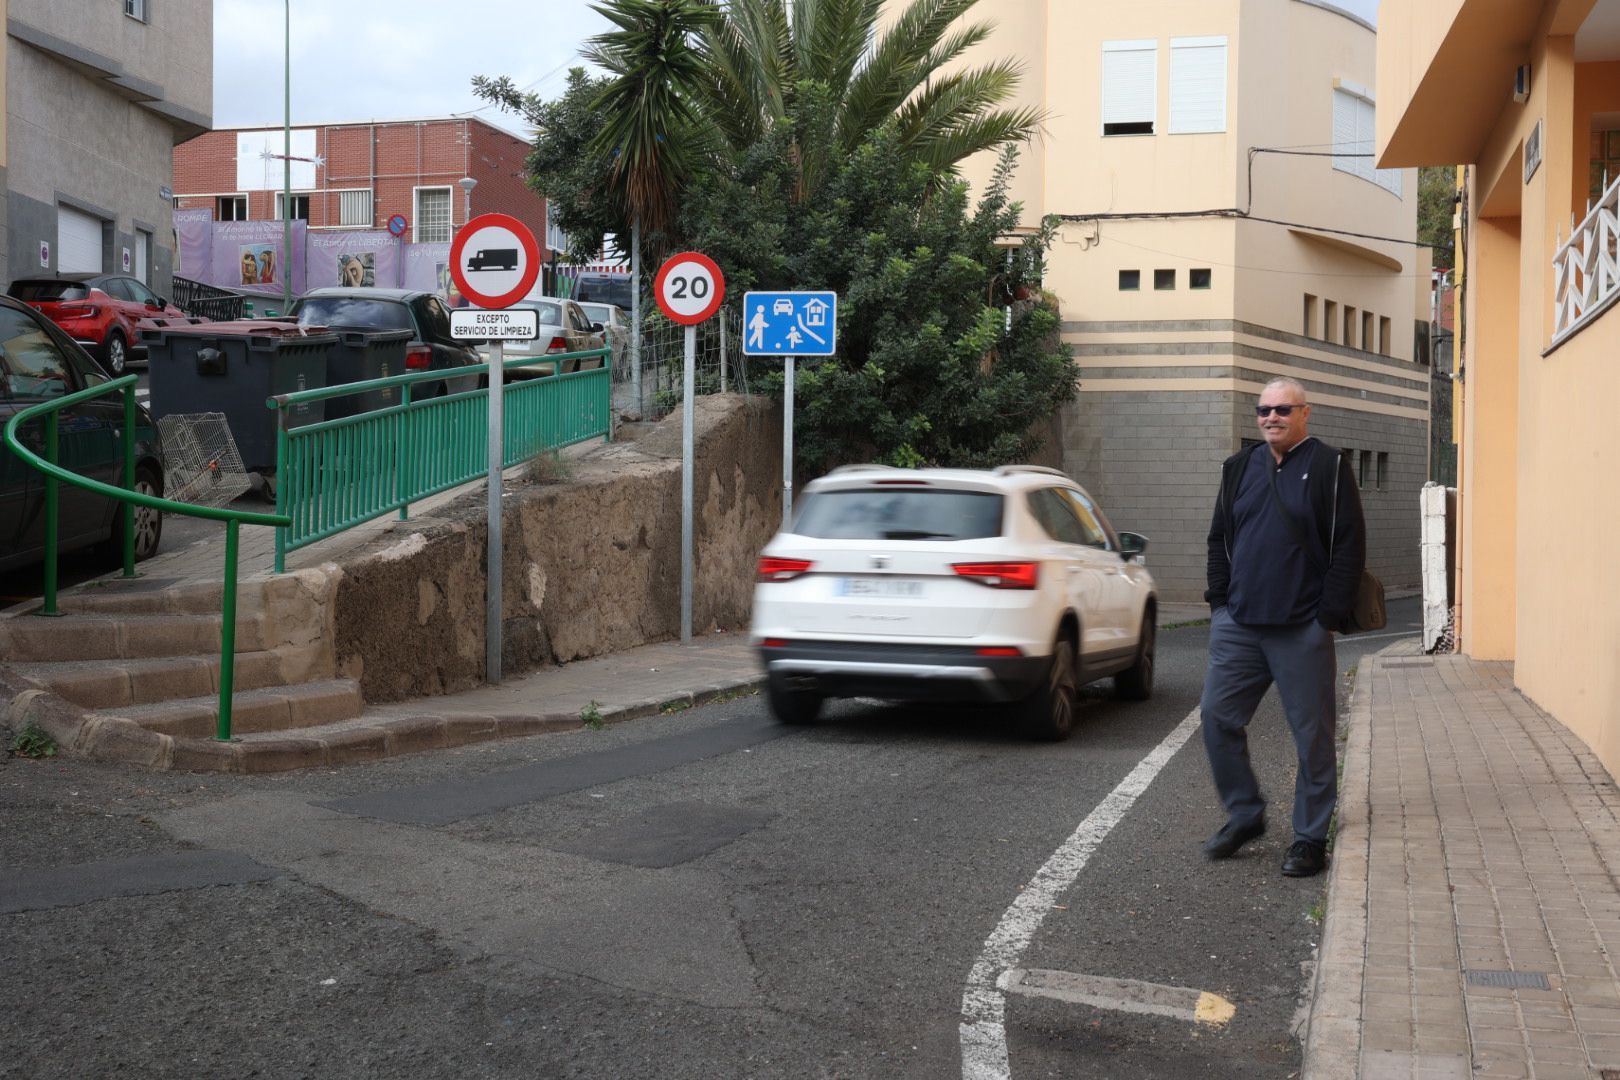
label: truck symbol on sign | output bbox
[467,248,518,271]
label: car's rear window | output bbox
[791,488,1004,540]
[9,281,89,302]
[292,297,414,332]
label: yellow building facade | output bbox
[943,0,1429,601]
[1379,0,1620,774]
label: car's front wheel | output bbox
[102,330,128,375]
[1018,636,1078,741]
[766,674,822,725]
[99,463,163,566]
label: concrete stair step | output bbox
[33,574,272,616]
[12,646,328,709]
[104,679,366,739]
[0,611,270,662]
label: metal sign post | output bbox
[486,341,504,680]
[653,252,727,645]
[740,290,838,528]
[782,356,794,524]
[681,325,696,643]
[448,212,541,684]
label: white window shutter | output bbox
[1169,37,1227,134]
[1102,41,1156,132]
[1332,89,1361,177]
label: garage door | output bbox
[57,205,105,273]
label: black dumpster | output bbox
[139,320,336,477]
[322,328,414,421]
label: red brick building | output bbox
[172,116,561,255]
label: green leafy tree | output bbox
[1417,165,1457,264]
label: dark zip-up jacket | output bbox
[1205,437,1366,630]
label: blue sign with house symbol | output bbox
[741,290,838,356]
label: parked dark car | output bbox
[8,273,189,375]
[0,295,165,573]
[288,288,480,397]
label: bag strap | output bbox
[1266,457,1328,575]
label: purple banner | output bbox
[306,230,402,290]
[175,208,213,280]
[209,220,307,296]
[403,243,460,305]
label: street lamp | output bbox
[457,176,477,227]
[282,0,291,313]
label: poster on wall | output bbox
[306,230,400,290]
[239,243,278,286]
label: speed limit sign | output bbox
[653,251,726,325]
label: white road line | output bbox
[999,968,1235,1027]
[959,707,1203,1080]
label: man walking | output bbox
[1200,377,1365,877]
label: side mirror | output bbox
[590,322,604,332]
[1118,531,1149,561]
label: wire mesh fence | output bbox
[613,304,752,421]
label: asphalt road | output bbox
[0,597,1421,1078]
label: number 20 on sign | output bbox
[654,251,726,325]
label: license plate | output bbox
[838,577,924,598]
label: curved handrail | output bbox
[3,374,290,741]
[3,377,287,527]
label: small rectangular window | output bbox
[1102,40,1156,136]
[1361,311,1374,352]
[1303,293,1319,337]
[1343,306,1358,348]
[415,187,452,243]
[1189,268,1212,289]
[1118,269,1140,291]
[274,192,310,221]
[124,0,147,21]
[1323,300,1339,343]
[1377,452,1390,489]
[216,195,247,221]
[1359,449,1372,487]
[1378,316,1392,356]
[1154,269,1176,290]
[338,189,373,227]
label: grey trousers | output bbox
[1199,607,1338,844]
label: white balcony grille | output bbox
[1554,171,1620,342]
[339,189,373,227]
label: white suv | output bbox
[750,465,1158,740]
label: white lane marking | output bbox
[999,968,1235,1027]
[959,707,1203,1080]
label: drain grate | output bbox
[1465,970,1550,990]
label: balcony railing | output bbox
[1554,171,1620,343]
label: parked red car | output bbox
[7,274,188,375]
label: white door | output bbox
[57,205,104,273]
[135,231,149,284]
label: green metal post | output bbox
[281,0,291,315]
[40,412,60,616]
[216,517,240,741]
[399,381,412,520]
[274,416,288,573]
[121,384,137,577]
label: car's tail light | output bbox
[952,561,1039,589]
[975,646,1024,658]
[544,336,569,355]
[404,345,432,370]
[760,637,791,648]
[757,556,813,582]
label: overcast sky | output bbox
[212,1,1380,132]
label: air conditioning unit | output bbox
[1513,63,1531,103]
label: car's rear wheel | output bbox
[1018,636,1078,741]
[766,674,822,725]
[1114,608,1156,701]
[102,330,128,375]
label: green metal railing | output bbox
[2,375,290,742]
[267,348,611,571]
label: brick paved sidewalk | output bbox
[1306,645,1620,1080]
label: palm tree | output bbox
[695,0,1043,200]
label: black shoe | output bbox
[1281,840,1328,877]
[1202,816,1265,860]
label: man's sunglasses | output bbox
[1255,404,1301,417]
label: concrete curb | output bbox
[2,661,766,774]
[1300,643,1406,1078]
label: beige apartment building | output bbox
[1378,0,1620,776]
[949,0,1430,601]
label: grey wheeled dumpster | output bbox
[322,328,414,421]
[139,320,336,478]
